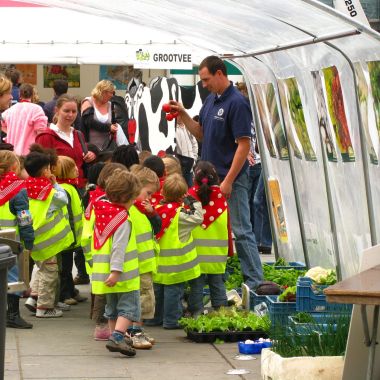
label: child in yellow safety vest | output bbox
[24,151,74,318]
[187,161,229,316]
[53,155,86,307]
[128,165,161,349]
[146,173,203,329]
[90,169,142,357]
[0,150,34,329]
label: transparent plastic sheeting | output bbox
[22,0,380,278]
[235,40,374,279]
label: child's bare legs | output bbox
[108,319,116,333]
[115,316,132,335]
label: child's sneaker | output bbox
[63,298,78,305]
[141,330,155,345]
[56,302,71,311]
[106,336,136,356]
[36,308,63,318]
[25,297,37,313]
[131,332,152,349]
[94,324,111,341]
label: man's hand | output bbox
[168,100,185,114]
[104,271,121,287]
[247,151,255,166]
[220,179,233,199]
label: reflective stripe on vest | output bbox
[192,210,228,274]
[153,210,200,285]
[29,191,74,261]
[81,212,94,274]
[90,220,140,294]
[129,205,157,274]
[0,203,20,240]
[60,183,83,247]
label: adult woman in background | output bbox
[80,80,120,151]
[36,94,96,190]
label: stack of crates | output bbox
[265,295,297,327]
[296,277,352,314]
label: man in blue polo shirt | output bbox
[170,55,263,291]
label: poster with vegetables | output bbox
[367,61,380,142]
[268,177,288,243]
[278,79,303,160]
[279,77,317,161]
[265,83,289,160]
[322,66,355,162]
[43,65,80,88]
[311,71,338,162]
[354,62,378,164]
[253,84,277,158]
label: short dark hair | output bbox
[5,69,21,85]
[24,151,51,177]
[53,79,68,96]
[111,144,139,170]
[199,55,227,76]
[19,83,34,99]
[143,155,165,178]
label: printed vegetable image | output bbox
[322,66,355,162]
[368,61,380,140]
[284,77,317,161]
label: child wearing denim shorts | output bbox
[91,168,142,356]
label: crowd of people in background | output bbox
[0,57,273,357]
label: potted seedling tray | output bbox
[187,330,268,343]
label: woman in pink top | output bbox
[1,83,47,155]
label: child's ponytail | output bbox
[194,161,219,206]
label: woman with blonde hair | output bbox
[81,80,127,151]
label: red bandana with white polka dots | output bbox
[84,186,105,220]
[25,177,53,201]
[155,202,181,240]
[93,199,128,249]
[150,177,165,207]
[0,172,25,206]
[188,185,227,229]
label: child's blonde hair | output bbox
[0,151,19,176]
[130,164,159,191]
[162,173,187,203]
[54,156,77,179]
[97,162,127,189]
[105,169,142,205]
[163,155,182,176]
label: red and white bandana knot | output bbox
[155,201,181,240]
[188,185,227,229]
[93,199,128,249]
[84,186,105,220]
[0,172,25,206]
[25,177,53,201]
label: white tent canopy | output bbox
[0,0,379,64]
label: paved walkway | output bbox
[5,254,275,380]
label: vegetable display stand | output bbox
[261,349,344,380]
[186,330,268,343]
[266,295,296,326]
[296,277,352,313]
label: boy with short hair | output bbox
[24,151,74,318]
[148,173,203,329]
[91,169,142,356]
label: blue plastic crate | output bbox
[264,261,307,270]
[287,313,351,334]
[296,277,352,313]
[266,295,296,326]
[250,290,269,308]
